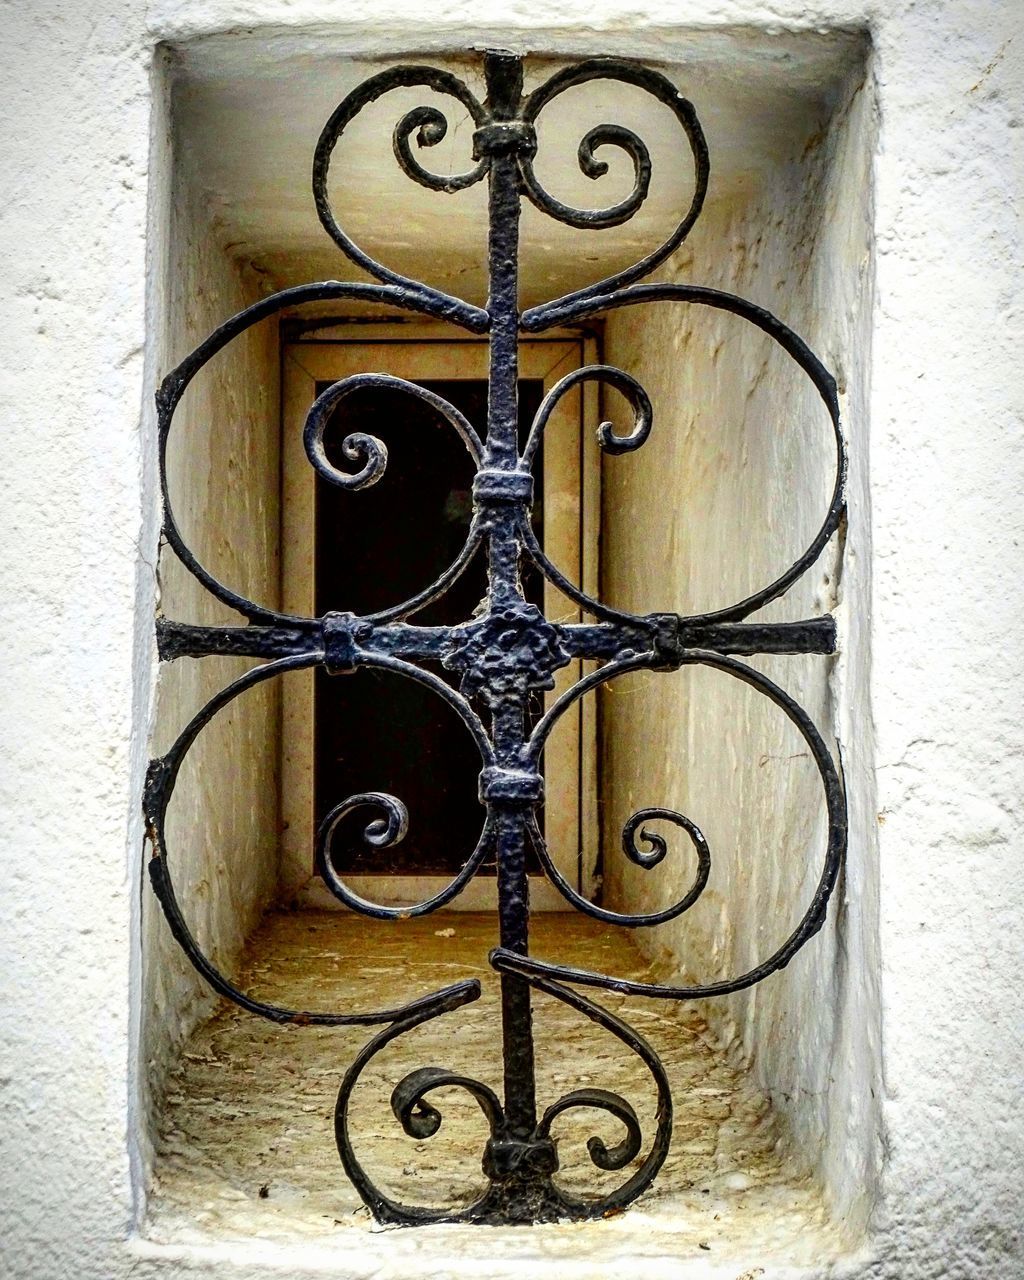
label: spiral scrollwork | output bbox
[518,59,709,311]
[519,122,652,230]
[537,1087,642,1171]
[492,963,674,1217]
[312,65,488,308]
[309,56,712,324]
[521,364,653,469]
[303,372,483,491]
[313,428,388,491]
[519,287,846,629]
[333,982,496,1225]
[524,808,711,930]
[392,105,489,194]
[155,283,486,627]
[313,653,495,918]
[330,957,672,1223]
[622,806,709,875]
[316,790,408,879]
[392,1066,505,1140]
[512,649,845,1003]
[317,796,498,921]
[301,372,489,623]
[144,656,479,1027]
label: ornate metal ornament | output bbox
[145,50,847,1225]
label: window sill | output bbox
[143,912,846,1273]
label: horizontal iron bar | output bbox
[156,618,322,660]
[676,617,837,656]
[156,614,835,664]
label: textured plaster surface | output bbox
[0,2,1022,1279]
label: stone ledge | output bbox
[145,911,847,1273]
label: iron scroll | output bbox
[145,50,848,1225]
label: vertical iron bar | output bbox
[482,50,537,1141]
[483,50,525,477]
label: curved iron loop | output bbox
[519,649,846,998]
[491,965,674,1216]
[359,651,495,767]
[313,66,488,312]
[144,655,475,1026]
[319,791,410,854]
[520,364,653,469]
[334,982,499,1225]
[316,429,388,491]
[623,806,709,871]
[519,59,709,311]
[367,520,486,627]
[519,123,652,230]
[520,285,846,627]
[317,802,498,920]
[392,1065,505,1140]
[313,651,495,918]
[158,282,486,628]
[393,106,489,193]
[302,373,488,624]
[516,512,640,629]
[538,1088,641,1170]
[303,372,484,492]
[524,809,710,929]
[526,649,654,764]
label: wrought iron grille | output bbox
[144,49,847,1226]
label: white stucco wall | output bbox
[601,57,878,1234]
[142,68,282,1140]
[0,3,1021,1280]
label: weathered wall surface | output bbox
[601,62,878,1234]
[142,76,282,1145]
[0,2,1021,1279]
[0,7,155,1275]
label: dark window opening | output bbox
[314,378,545,876]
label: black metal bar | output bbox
[145,48,849,1227]
[156,615,836,664]
[477,51,542,1162]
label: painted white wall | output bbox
[601,58,879,1235]
[0,3,1021,1279]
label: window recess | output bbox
[145,36,873,1253]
